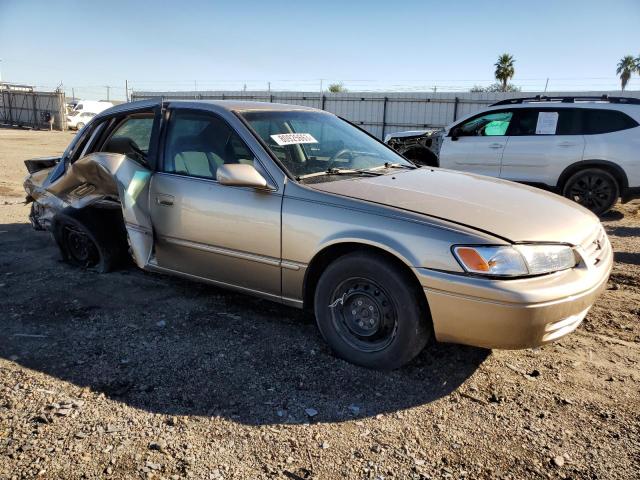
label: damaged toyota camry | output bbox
[23,100,612,369]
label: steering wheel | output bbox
[327,148,353,170]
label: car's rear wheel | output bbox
[76,122,85,130]
[562,168,619,215]
[314,252,431,370]
[52,208,128,273]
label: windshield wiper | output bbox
[384,162,417,169]
[296,167,384,181]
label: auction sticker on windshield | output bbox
[270,133,318,146]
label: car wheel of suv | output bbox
[76,122,85,130]
[314,251,431,370]
[51,208,128,273]
[562,168,619,215]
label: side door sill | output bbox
[143,262,304,309]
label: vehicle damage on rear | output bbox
[23,152,153,269]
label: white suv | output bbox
[436,96,640,214]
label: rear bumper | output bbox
[413,241,612,349]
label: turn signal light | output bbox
[455,247,490,272]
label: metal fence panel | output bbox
[0,85,67,130]
[132,89,640,139]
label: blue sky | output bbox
[1,0,639,100]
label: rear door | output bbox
[438,110,513,177]
[499,108,584,185]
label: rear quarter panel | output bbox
[582,126,640,188]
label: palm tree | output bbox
[494,54,515,92]
[617,55,636,91]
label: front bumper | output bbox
[622,186,640,203]
[414,238,612,349]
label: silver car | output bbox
[24,100,612,369]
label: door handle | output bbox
[558,142,577,147]
[156,194,174,206]
[488,143,504,149]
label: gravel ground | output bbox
[0,128,639,479]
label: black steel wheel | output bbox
[563,168,618,215]
[63,224,100,267]
[329,277,398,353]
[51,207,128,273]
[314,251,431,370]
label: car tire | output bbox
[76,122,85,130]
[562,168,619,215]
[51,208,128,273]
[314,251,431,370]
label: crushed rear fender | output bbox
[24,153,153,268]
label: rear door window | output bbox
[580,109,638,134]
[508,108,582,136]
[100,114,155,164]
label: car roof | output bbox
[486,101,637,109]
[101,98,322,115]
[172,100,321,112]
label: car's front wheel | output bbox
[314,251,431,370]
[562,168,619,215]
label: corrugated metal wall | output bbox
[131,90,640,139]
[0,86,67,130]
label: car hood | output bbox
[310,168,599,245]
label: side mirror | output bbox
[449,127,461,141]
[216,163,269,189]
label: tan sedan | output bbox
[23,100,612,369]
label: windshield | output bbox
[240,111,413,181]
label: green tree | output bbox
[471,82,520,93]
[494,54,516,92]
[328,82,347,93]
[616,55,637,91]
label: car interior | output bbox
[164,117,255,179]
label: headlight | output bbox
[453,244,576,277]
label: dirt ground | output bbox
[0,128,638,480]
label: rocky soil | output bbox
[0,129,638,479]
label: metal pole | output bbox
[105,85,110,101]
[194,80,197,99]
[381,96,388,141]
[125,80,129,102]
[32,91,38,130]
[453,96,459,121]
[544,78,549,92]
